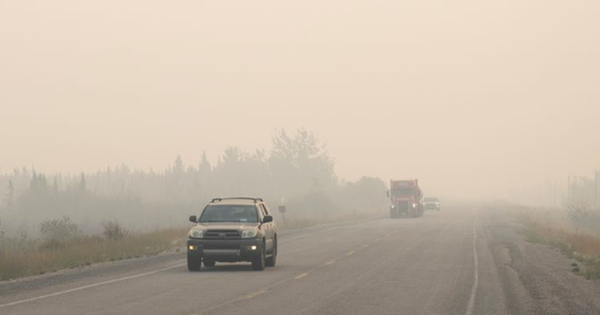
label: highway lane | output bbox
[2,205,599,315]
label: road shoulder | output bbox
[484,207,600,314]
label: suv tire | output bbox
[188,256,201,271]
[252,246,266,271]
[266,238,277,267]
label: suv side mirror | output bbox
[262,215,273,223]
[189,215,197,223]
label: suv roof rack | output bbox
[211,197,264,203]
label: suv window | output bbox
[260,204,269,216]
[199,205,258,223]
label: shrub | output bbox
[39,216,81,250]
[102,220,127,240]
[0,220,4,255]
[565,202,600,235]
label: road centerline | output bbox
[294,272,309,280]
[245,290,266,299]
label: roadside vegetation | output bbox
[521,203,600,279]
[0,217,187,281]
[0,129,387,236]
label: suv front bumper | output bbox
[423,203,440,210]
[187,238,263,262]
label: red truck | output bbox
[387,179,423,218]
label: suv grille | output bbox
[204,230,241,239]
[204,244,240,250]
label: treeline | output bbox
[0,130,387,236]
[567,174,599,209]
[564,173,600,234]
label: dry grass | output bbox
[524,215,600,279]
[0,228,188,281]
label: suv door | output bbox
[259,203,274,251]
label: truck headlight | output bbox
[241,229,258,239]
[189,229,204,239]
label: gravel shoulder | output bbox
[483,207,600,315]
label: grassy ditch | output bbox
[523,215,600,279]
[0,227,188,281]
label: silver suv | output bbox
[423,197,441,211]
[187,197,278,271]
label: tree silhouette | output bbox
[78,173,86,192]
[0,129,389,235]
[269,129,336,201]
[2,180,14,212]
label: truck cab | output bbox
[388,179,423,218]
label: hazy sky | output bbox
[1,0,599,200]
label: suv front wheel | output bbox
[252,245,266,271]
[188,256,201,271]
[266,238,277,267]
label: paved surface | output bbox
[1,204,600,315]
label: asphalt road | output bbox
[2,205,600,315]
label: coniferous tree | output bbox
[2,180,14,212]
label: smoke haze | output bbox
[1,0,599,201]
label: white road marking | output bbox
[465,216,479,315]
[244,290,266,299]
[0,263,186,309]
[294,272,309,280]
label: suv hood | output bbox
[194,222,260,230]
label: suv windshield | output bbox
[199,205,258,223]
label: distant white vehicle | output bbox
[423,197,441,211]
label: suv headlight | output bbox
[189,229,204,239]
[241,229,258,239]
